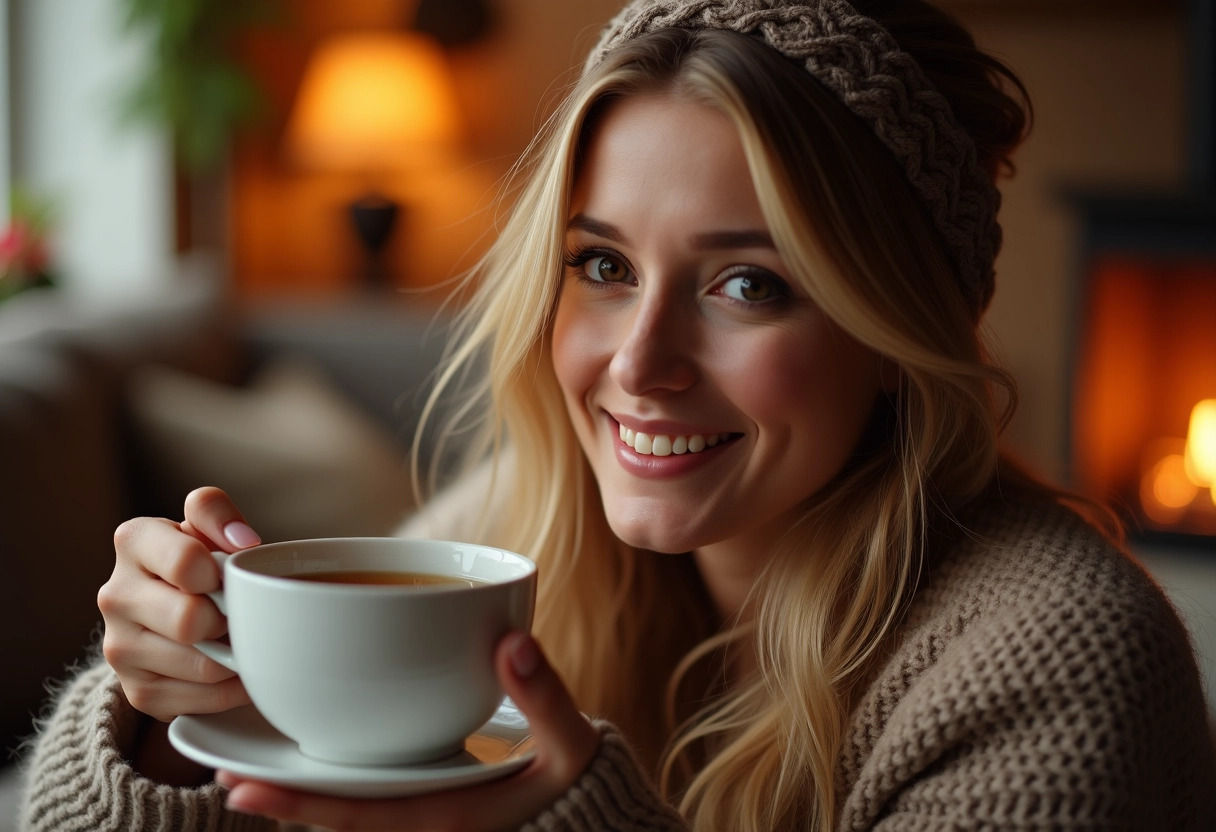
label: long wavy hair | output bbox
[417,3,1034,829]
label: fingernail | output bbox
[223,521,261,549]
[509,634,540,678]
[225,789,254,814]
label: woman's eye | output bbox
[584,254,630,284]
[565,249,634,285]
[720,271,788,303]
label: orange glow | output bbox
[1074,260,1216,535]
[285,31,463,171]
[1183,399,1216,486]
[1137,401,1216,529]
[1144,453,1198,508]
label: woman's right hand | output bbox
[99,486,261,723]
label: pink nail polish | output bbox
[223,521,261,549]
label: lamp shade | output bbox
[285,31,463,172]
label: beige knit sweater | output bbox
[18,495,1216,830]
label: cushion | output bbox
[128,357,415,542]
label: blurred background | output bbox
[0,0,1213,816]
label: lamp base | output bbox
[348,194,400,290]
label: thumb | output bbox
[496,633,599,782]
[181,486,262,554]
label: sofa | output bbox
[0,257,457,826]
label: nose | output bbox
[608,292,698,395]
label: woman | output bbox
[20,1,1216,830]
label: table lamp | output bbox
[285,31,463,289]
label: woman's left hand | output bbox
[216,633,600,831]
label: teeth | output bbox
[619,425,733,456]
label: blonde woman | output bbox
[21,1,1216,830]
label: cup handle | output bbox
[193,551,237,672]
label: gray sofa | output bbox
[0,259,456,825]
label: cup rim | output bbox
[222,537,537,594]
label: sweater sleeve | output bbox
[845,553,1216,832]
[520,721,688,832]
[18,660,274,832]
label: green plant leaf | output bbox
[115,0,280,172]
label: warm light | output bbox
[1183,399,1216,486]
[285,31,462,171]
[1142,454,1199,525]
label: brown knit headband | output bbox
[584,0,1001,313]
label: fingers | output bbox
[215,636,602,832]
[120,671,251,723]
[220,779,392,832]
[102,565,227,644]
[181,486,262,554]
[496,633,599,784]
[112,516,223,595]
[105,625,236,684]
[101,608,246,722]
[217,777,497,832]
[100,489,262,725]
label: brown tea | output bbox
[290,570,483,588]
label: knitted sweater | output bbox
[18,495,1216,830]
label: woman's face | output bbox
[551,93,884,558]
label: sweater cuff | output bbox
[520,720,687,832]
[18,661,273,832]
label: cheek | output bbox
[551,295,603,407]
[711,331,817,420]
[715,330,880,441]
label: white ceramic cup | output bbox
[194,537,537,766]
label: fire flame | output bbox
[1141,399,1216,523]
[1184,399,1216,489]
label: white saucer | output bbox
[169,699,535,798]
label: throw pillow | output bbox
[127,358,415,542]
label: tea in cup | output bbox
[194,537,537,766]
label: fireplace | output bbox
[1068,1,1216,547]
[1070,228,1216,543]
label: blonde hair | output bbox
[418,6,1033,830]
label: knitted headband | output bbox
[584,0,1001,313]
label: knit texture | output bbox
[17,662,272,832]
[833,496,1216,830]
[19,495,1216,830]
[584,0,1002,314]
[521,726,686,831]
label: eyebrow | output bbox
[566,213,775,251]
[690,230,775,250]
[566,214,627,244]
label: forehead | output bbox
[569,93,767,231]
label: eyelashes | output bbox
[717,267,792,303]
[562,245,794,306]
[563,247,634,287]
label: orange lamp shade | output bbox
[285,31,463,171]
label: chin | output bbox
[604,513,704,555]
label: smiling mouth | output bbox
[617,422,741,457]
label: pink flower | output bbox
[0,221,50,282]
